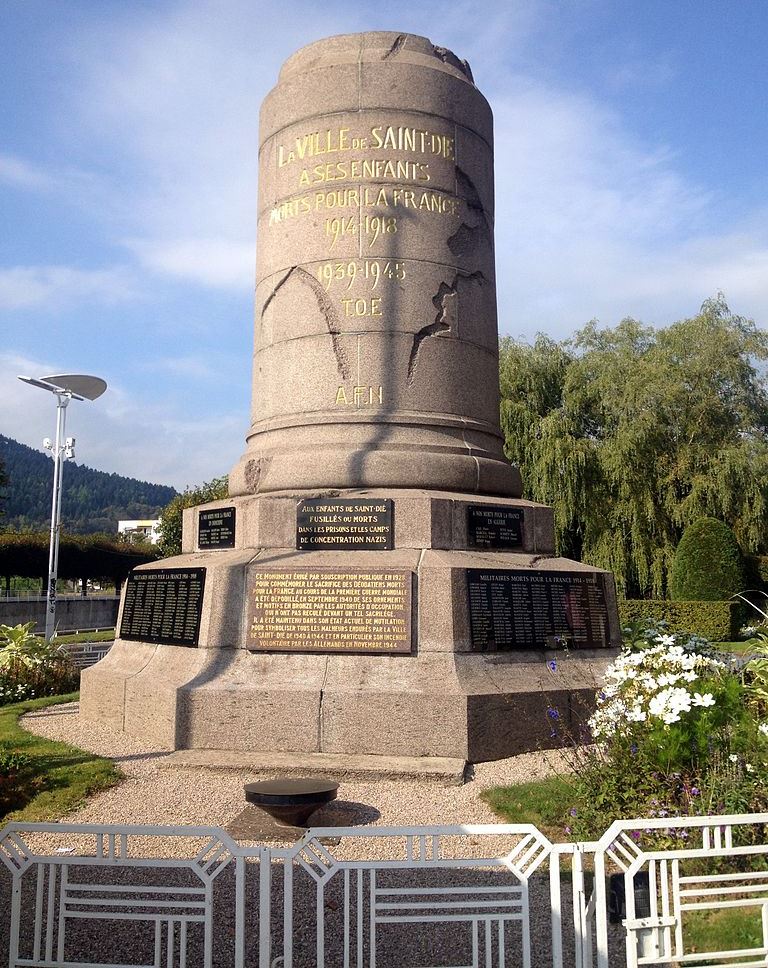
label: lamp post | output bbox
[17,374,107,640]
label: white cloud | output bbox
[490,82,768,332]
[0,154,54,190]
[0,266,139,311]
[126,237,254,288]
[1,353,242,489]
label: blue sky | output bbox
[2,0,767,489]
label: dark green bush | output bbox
[669,517,744,601]
[0,749,35,813]
[619,599,741,641]
[744,555,768,591]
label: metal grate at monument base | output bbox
[4,816,768,967]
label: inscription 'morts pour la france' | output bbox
[297,498,393,550]
[467,505,524,549]
[467,569,610,651]
[198,507,236,550]
[247,568,411,654]
[120,568,206,647]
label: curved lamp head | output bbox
[18,373,107,401]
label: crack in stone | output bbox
[382,33,407,59]
[406,270,485,386]
[244,456,271,492]
[260,265,350,379]
[448,168,492,258]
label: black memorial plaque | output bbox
[467,569,610,650]
[198,507,236,549]
[120,567,206,647]
[297,498,393,550]
[467,505,524,549]
[247,568,412,654]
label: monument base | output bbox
[80,489,620,763]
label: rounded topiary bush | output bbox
[669,517,744,601]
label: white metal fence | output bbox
[2,814,768,968]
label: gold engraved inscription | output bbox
[276,125,455,168]
[316,261,405,291]
[335,386,383,407]
[247,569,412,654]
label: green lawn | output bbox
[481,774,575,841]
[0,693,122,825]
[52,629,115,644]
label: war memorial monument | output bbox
[81,31,621,768]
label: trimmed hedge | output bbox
[618,599,741,642]
[669,517,744,601]
[0,531,159,586]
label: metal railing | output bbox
[2,814,768,967]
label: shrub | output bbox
[669,517,744,601]
[744,555,768,591]
[618,599,740,641]
[0,624,79,706]
[564,626,768,845]
[0,749,35,814]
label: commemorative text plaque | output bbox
[467,569,609,650]
[247,568,411,654]
[120,567,206,647]
[296,498,393,550]
[467,505,524,549]
[198,507,236,549]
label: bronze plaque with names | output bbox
[247,568,412,654]
[467,505,524,549]
[198,507,236,549]
[467,568,610,650]
[296,498,393,550]
[120,567,206,647]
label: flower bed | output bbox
[566,621,768,844]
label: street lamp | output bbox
[17,374,107,640]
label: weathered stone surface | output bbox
[160,749,467,784]
[231,30,519,497]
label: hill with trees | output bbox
[0,435,178,534]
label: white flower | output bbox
[691,693,715,708]
[729,754,738,763]
[759,724,768,737]
[746,763,755,774]
[656,634,676,647]
[681,670,698,682]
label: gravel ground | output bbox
[0,703,627,967]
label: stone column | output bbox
[229,31,521,498]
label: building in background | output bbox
[118,519,161,544]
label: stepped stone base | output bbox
[80,489,620,762]
[157,750,468,785]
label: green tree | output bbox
[157,476,229,557]
[0,456,7,525]
[499,296,768,597]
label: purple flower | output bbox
[690,787,700,797]
[630,831,641,841]
[547,659,557,672]
[570,807,578,817]
[630,743,638,754]
[547,708,560,720]
[564,825,571,835]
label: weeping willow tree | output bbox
[499,296,768,597]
